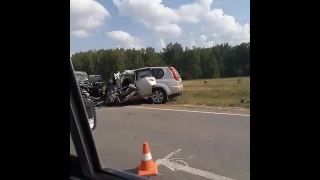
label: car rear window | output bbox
[136,70,154,79]
[152,69,164,79]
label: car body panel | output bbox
[135,76,156,97]
[114,66,183,104]
[151,67,183,96]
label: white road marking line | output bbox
[126,106,250,117]
[155,149,235,180]
[156,160,234,180]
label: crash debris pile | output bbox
[105,70,147,105]
[77,69,157,106]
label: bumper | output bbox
[168,91,183,99]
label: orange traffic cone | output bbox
[137,142,158,176]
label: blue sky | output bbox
[70,0,250,54]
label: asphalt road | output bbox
[71,106,250,180]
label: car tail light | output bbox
[168,67,179,81]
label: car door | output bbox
[135,69,156,97]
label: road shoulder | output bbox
[128,104,250,115]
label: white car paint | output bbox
[152,67,183,96]
[135,76,156,97]
[132,66,183,97]
[118,66,183,103]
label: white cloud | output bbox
[70,0,110,38]
[70,52,74,57]
[112,0,249,46]
[71,29,91,38]
[156,39,166,49]
[106,31,143,49]
[190,34,214,48]
[153,24,181,38]
[113,0,181,38]
[200,9,250,45]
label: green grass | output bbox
[171,77,250,108]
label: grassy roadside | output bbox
[171,77,250,108]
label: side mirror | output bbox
[83,97,97,131]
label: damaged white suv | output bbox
[105,67,183,104]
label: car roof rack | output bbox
[70,59,148,180]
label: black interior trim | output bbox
[70,155,85,179]
[70,59,102,178]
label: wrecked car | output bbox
[104,69,156,105]
[74,71,97,131]
[88,74,106,99]
[104,66,183,105]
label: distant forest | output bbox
[71,42,250,80]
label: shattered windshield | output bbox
[89,75,104,84]
[75,73,88,83]
[120,70,135,83]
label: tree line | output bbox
[71,42,250,81]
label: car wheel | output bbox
[151,88,167,104]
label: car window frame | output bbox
[134,68,154,81]
[152,68,164,79]
[70,59,148,180]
